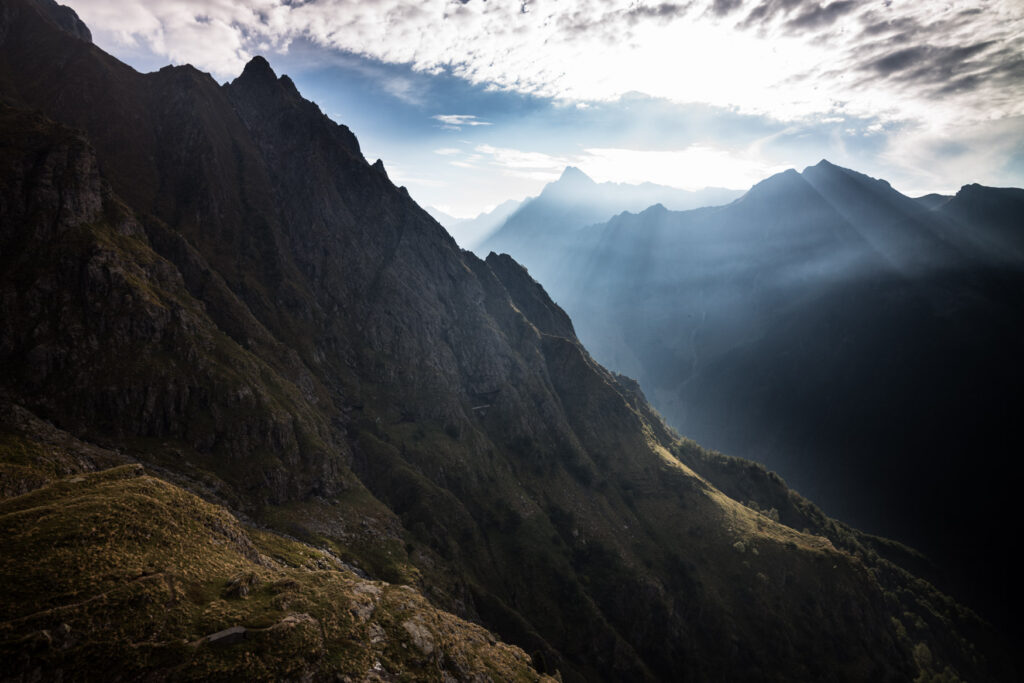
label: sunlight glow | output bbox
[580,147,789,191]
[68,0,1024,125]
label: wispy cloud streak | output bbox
[433,114,492,130]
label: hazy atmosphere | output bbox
[64,0,1024,216]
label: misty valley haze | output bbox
[472,162,1024,629]
[1,1,1022,682]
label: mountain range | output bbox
[430,171,741,252]
[479,168,742,266]
[480,161,1024,634]
[425,199,525,251]
[0,1,1016,680]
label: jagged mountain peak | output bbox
[557,165,594,183]
[224,53,363,158]
[279,73,302,97]
[237,55,277,83]
[536,166,599,202]
[26,0,91,43]
[230,54,304,102]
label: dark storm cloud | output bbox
[992,55,1024,87]
[868,46,930,76]
[556,2,694,40]
[736,0,858,35]
[934,73,982,96]
[710,0,744,17]
[857,6,1006,47]
[626,3,693,22]
[946,50,1024,98]
[841,37,1024,108]
[867,42,994,81]
[817,0,1024,108]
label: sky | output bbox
[63,0,1024,217]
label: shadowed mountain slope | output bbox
[485,158,1024,635]
[0,1,1015,680]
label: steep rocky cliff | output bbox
[0,1,1013,680]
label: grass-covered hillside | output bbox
[0,411,549,682]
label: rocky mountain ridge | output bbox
[0,1,1014,680]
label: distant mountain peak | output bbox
[557,166,595,184]
[802,159,897,193]
[802,159,847,177]
[536,166,597,201]
[743,167,804,196]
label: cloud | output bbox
[784,1,857,32]
[709,0,743,18]
[434,147,462,155]
[468,142,784,190]
[878,115,1024,195]
[67,0,1024,129]
[866,42,995,80]
[626,3,693,22]
[474,144,573,179]
[578,145,788,189]
[432,114,492,130]
[740,0,806,29]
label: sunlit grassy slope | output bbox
[0,445,549,682]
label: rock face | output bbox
[0,1,1014,681]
